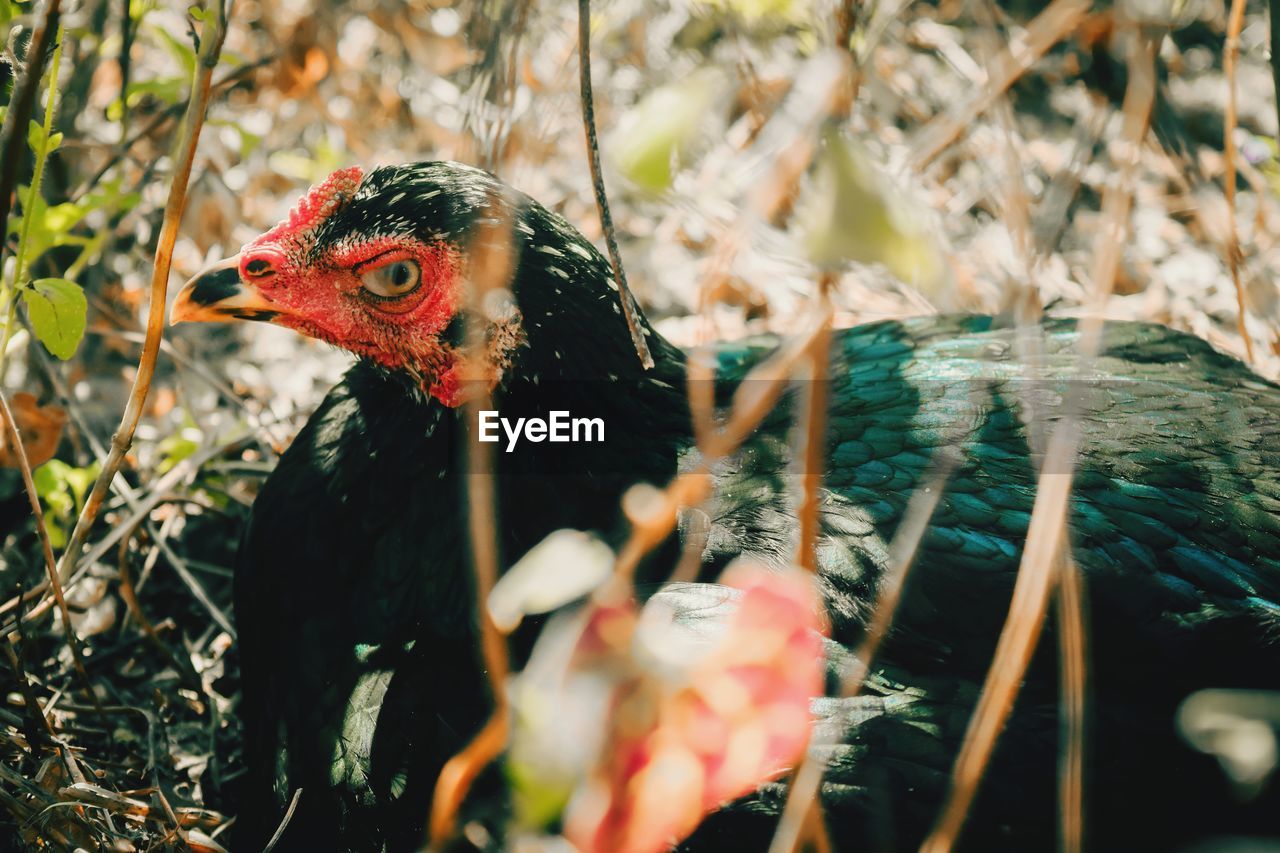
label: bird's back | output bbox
[692,314,1280,847]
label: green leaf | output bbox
[699,0,806,23]
[157,423,202,474]
[22,278,87,360]
[153,23,198,75]
[33,459,100,549]
[610,68,728,193]
[796,130,945,291]
[26,120,62,155]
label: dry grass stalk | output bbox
[909,0,1091,172]
[428,197,518,846]
[769,458,956,853]
[578,0,654,370]
[0,389,100,714]
[921,26,1161,853]
[52,0,229,591]
[978,3,1086,844]
[0,0,62,266]
[1056,553,1088,853]
[1223,0,1256,364]
[597,302,833,607]
[116,521,201,687]
[793,273,835,573]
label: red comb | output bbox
[256,165,365,246]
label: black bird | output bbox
[172,161,1280,851]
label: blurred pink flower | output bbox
[564,565,827,853]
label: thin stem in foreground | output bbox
[54,0,229,588]
[0,389,99,713]
[0,0,62,268]
[0,2,62,384]
[1223,0,1255,364]
[577,0,654,370]
[769,457,957,853]
[428,196,517,846]
[920,28,1160,853]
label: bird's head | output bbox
[172,161,570,406]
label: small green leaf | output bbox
[796,130,945,291]
[154,23,198,75]
[33,459,100,549]
[22,278,87,360]
[26,120,62,155]
[610,68,728,193]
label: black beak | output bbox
[170,254,283,324]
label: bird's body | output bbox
[173,162,1280,851]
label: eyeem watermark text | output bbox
[478,410,604,452]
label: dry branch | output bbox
[921,27,1161,853]
[0,389,98,712]
[577,0,654,370]
[909,0,1090,172]
[428,195,518,846]
[54,0,230,589]
[1224,0,1256,364]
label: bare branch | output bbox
[428,193,517,845]
[0,389,99,713]
[909,0,1090,172]
[54,0,230,589]
[921,27,1161,853]
[0,0,62,271]
[1224,0,1255,363]
[577,0,654,370]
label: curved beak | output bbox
[170,255,282,325]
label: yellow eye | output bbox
[360,259,421,299]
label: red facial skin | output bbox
[235,167,470,407]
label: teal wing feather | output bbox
[702,316,1280,685]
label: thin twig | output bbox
[428,194,517,846]
[0,389,100,713]
[261,788,303,853]
[1223,0,1255,364]
[794,273,835,573]
[921,27,1160,853]
[54,0,229,589]
[70,54,272,203]
[3,638,56,746]
[117,522,202,687]
[0,0,61,272]
[978,3,1087,845]
[769,457,957,853]
[577,0,654,370]
[601,304,834,601]
[908,0,1090,172]
[1056,553,1088,853]
[117,0,133,144]
[1271,0,1280,151]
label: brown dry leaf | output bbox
[0,392,67,469]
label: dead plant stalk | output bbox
[920,26,1160,853]
[53,0,229,589]
[577,0,654,370]
[1224,0,1256,364]
[428,201,517,846]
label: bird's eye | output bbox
[360,259,421,300]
